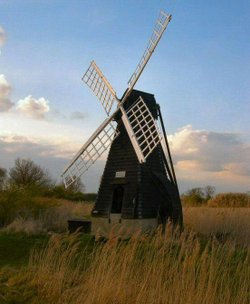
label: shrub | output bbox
[181,188,205,206]
[208,193,250,208]
[46,185,85,201]
[47,185,96,202]
[0,167,7,190]
[0,188,57,227]
[81,193,97,201]
[181,186,215,206]
[0,189,19,226]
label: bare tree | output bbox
[9,158,53,188]
[204,185,216,200]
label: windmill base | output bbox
[91,215,158,240]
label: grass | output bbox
[0,195,249,304]
[2,200,93,234]
[181,192,250,207]
[0,188,93,230]
[0,231,249,304]
[183,207,250,246]
[0,232,94,268]
[208,193,250,208]
[0,233,48,267]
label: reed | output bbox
[184,207,250,246]
[23,230,249,304]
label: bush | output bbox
[0,188,57,227]
[81,193,97,201]
[208,193,250,208]
[47,185,96,202]
[46,185,85,201]
[0,167,7,190]
[0,190,19,226]
[181,186,216,206]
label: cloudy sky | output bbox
[0,0,249,193]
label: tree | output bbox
[181,186,216,206]
[183,187,205,205]
[0,167,7,190]
[204,185,216,201]
[8,158,53,189]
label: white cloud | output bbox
[0,26,6,48]
[0,133,80,159]
[168,125,250,190]
[17,95,50,119]
[0,74,14,111]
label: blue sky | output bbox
[0,0,249,192]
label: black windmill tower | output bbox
[62,11,183,237]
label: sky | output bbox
[0,0,249,193]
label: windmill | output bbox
[62,10,183,238]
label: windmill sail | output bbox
[82,61,119,115]
[121,96,162,163]
[127,11,171,91]
[62,117,119,188]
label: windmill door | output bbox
[111,185,124,214]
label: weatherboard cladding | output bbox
[92,90,170,219]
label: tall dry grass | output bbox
[3,200,93,234]
[7,231,245,304]
[184,207,250,246]
[208,193,250,208]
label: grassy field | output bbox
[183,207,250,246]
[0,231,249,304]
[0,204,249,304]
[0,233,48,268]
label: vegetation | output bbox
[0,191,92,234]
[0,188,57,227]
[184,207,250,246]
[0,167,7,190]
[0,158,249,303]
[8,158,53,190]
[46,184,95,202]
[181,186,249,208]
[0,232,48,267]
[0,231,249,304]
[208,193,250,208]
[0,158,94,234]
[181,186,216,206]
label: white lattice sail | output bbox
[62,119,119,188]
[127,11,171,90]
[82,61,119,115]
[122,96,162,163]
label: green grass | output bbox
[0,232,49,267]
[0,232,95,304]
[0,232,94,268]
